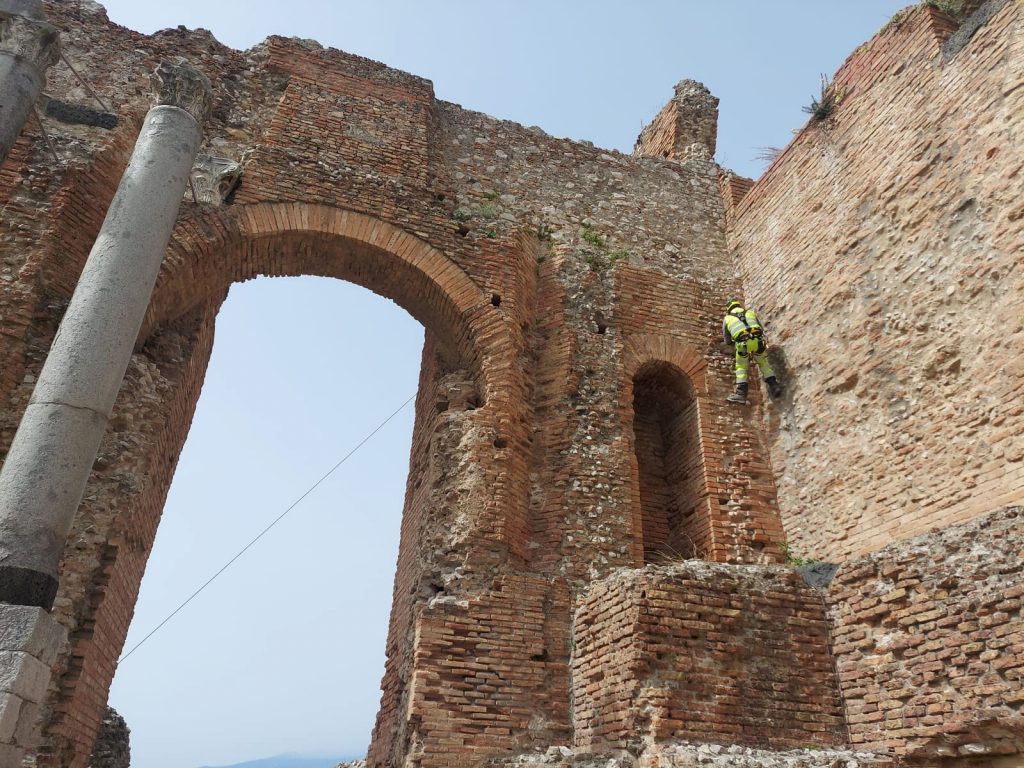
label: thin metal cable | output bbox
[31,105,59,162]
[59,51,111,112]
[118,392,416,664]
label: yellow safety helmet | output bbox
[725,299,743,312]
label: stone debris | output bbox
[492,744,892,768]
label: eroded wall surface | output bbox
[572,564,846,754]
[726,1,1024,564]
[828,505,1024,761]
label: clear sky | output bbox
[88,2,911,767]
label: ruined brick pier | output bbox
[0,1,1021,767]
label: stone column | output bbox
[0,0,60,164]
[0,61,212,610]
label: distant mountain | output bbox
[200,754,354,768]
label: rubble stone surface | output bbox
[86,707,129,768]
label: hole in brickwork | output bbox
[491,293,501,307]
[632,361,705,563]
[493,437,508,449]
[596,323,607,335]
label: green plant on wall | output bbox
[579,220,629,273]
[802,74,843,122]
[922,0,967,17]
[780,542,819,567]
[581,228,605,248]
[881,7,913,33]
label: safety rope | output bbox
[117,392,416,664]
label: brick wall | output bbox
[572,563,846,753]
[0,3,788,765]
[634,80,719,162]
[726,2,1024,563]
[828,505,1024,761]
[10,1,1020,765]
[402,576,571,768]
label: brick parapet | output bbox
[572,563,847,754]
[827,505,1024,760]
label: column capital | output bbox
[0,0,45,20]
[0,13,59,70]
[152,59,212,126]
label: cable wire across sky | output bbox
[117,392,416,665]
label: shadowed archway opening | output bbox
[631,361,705,564]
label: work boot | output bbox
[765,376,784,400]
[726,382,748,405]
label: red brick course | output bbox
[572,564,847,753]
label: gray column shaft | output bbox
[0,105,201,607]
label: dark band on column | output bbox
[0,566,57,609]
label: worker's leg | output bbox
[727,342,750,403]
[752,350,775,379]
[752,345,784,400]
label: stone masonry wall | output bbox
[726,1,1024,564]
[572,563,846,754]
[827,505,1024,761]
[4,1,1021,766]
[0,2,788,766]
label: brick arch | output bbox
[143,202,513,402]
[622,334,708,392]
[620,334,714,564]
[35,202,532,768]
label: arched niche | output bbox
[622,335,712,564]
[631,361,705,563]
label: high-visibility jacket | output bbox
[722,308,764,344]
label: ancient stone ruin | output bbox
[0,1,1021,767]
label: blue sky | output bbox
[90,2,911,767]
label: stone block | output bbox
[0,603,65,665]
[12,698,40,747]
[0,742,26,767]
[0,691,24,743]
[0,651,50,704]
